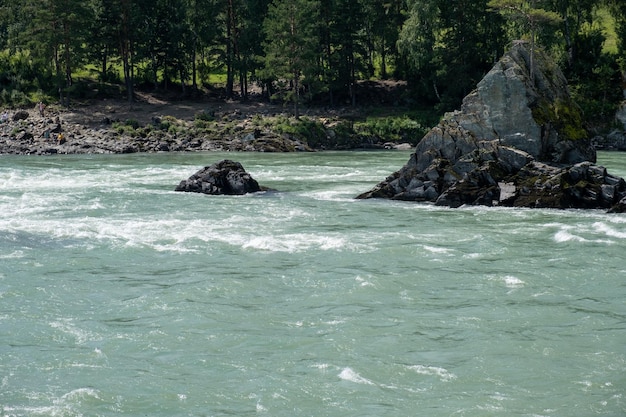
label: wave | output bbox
[407,364,457,382]
[552,222,622,244]
[502,275,525,289]
[338,367,376,385]
[593,222,626,239]
[2,388,102,417]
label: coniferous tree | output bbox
[262,0,319,118]
[88,0,122,83]
[116,0,143,103]
[547,0,596,67]
[184,0,221,91]
[318,0,335,105]
[331,0,366,106]
[361,0,404,79]
[399,0,505,109]
[488,0,562,79]
[231,0,271,99]
[398,0,441,102]
[20,0,93,104]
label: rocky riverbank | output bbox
[0,104,307,155]
[0,92,416,155]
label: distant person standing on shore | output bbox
[38,102,45,117]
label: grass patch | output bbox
[354,115,429,145]
[596,7,618,54]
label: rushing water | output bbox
[0,150,625,417]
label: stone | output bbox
[175,159,270,195]
[608,196,626,213]
[12,111,29,121]
[356,44,626,212]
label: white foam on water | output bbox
[1,211,365,254]
[355,276,374,287]
[241,233,351,253]
[422,245,453,255]
[303,190,356,201]
[554,229,587,243]
[49,318,99,345]
[255,401,268,413]
[593,222,626,239]
[2,388,102,417]
[552,224,616,245]
[2,405,64,416]
[59,387,101,402]
[407,365,457,382]
[338,367,375,385]
[0,250,25,259]
[503,276,525,289]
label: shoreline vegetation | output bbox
[1,1,624,157]
[0,84,437,155]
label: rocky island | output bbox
[357,44,626,213]
[175,159,272,195]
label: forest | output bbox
[0,0,625,130]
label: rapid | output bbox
[1,150,624,416]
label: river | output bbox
[1,150,624,416]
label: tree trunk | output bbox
[381,33,388,79]
[294,70,300,119]
[101,47,108,84]
[192,41,198,91]
[226,0,236,98]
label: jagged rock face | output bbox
[416,45,594,171]
[357,45,626,212]
[175,160,267,195]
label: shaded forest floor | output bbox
[61,79,420,127]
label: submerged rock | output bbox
[175,159,270,195]
[357,44,626,212]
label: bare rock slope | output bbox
[357,44,626,212]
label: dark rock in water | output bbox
[175,159,269,195]
[608,196,626,213]
[357,44,626,212]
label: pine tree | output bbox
[399,0,505,108]
[488,0,562,79]
[331,0,366,106]
[262,0,319,118]
[21,0,93,104]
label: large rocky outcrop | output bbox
[357,44,626,212]
[175,160,271,195]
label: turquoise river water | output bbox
[0,150,625,417]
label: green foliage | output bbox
[262,0,320,117]
[0,0,622,138]
[125,119,140,129]
[399,0,506,110]
[488,0,562,79]
[0,49,55,106]
[273,116,327,145]
[564,26,623,131]
[269,115,355,148]
[354,116,428,145]
[195,110,215,122]
[113,120,140,136]
[155,116,183,133]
